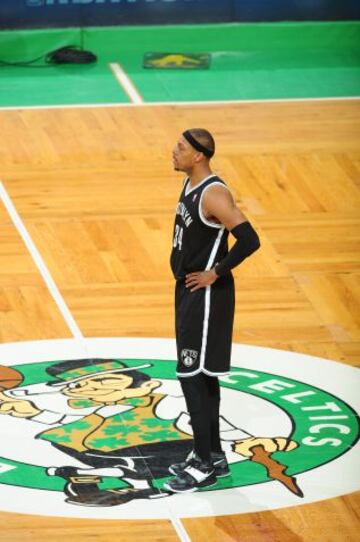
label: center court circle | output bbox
[0,337,358,519]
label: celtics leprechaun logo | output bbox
[0,342,358,516]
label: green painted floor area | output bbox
[0,29,129,107]
[0,22,359,107]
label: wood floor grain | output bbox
[0,99,359,540]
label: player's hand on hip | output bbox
[185,269,218,291]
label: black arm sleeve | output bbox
[214,222,260,277]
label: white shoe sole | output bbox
[169,467,230,478]
[216,471,231,478]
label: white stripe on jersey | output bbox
[199,227,225,371]
[176,227,226,378]
[198,181,231,229]
[184,174,216,196]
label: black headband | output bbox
[183,130,214,158]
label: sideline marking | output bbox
[109,62,144,105]
[170,516,192,542]
[0,96,358,111]
[0,181,83,341]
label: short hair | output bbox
[188,128,215,157]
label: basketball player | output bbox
[164,128,260,493]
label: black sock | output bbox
[180,374,211,462]
[205,375,223,454]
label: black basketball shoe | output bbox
[169,450,230,478]
[164,452,217,493]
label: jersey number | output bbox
[173,225,183,251]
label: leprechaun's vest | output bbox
[39,394,191,452]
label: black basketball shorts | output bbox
[175,275,235,378]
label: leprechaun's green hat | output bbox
[46,358,151,386]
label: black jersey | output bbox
[170,175,229,280]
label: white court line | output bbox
[0,95,358,111]
[0,181,84,341]
[170,516,192,542]
[109,62,144,105]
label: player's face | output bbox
[172,136,198,172]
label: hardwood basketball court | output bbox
[0,99,359,540]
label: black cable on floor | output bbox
[0,46,97,67]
